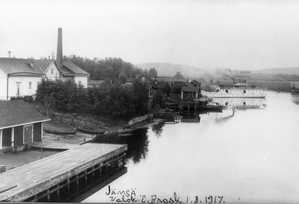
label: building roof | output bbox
[0,100,50,129]
[0,57,89,78]
[57,60,89,77]
[181,85,200,92]
[32,59,53,72]
[156,76,186,82]
[0,58,44,76]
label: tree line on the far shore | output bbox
[67,55,158,81]
[36,79,149,119]
[35,57,156,119]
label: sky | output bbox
[1,0,299,70]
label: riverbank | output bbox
[85,91,299,203]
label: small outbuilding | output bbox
[0,100,50,152]
[180,84,201,101]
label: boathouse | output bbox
[0,100,50,152]
[180,83,201,101]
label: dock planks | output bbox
[0,143,126,201]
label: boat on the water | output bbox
[202,82,266,109]
[202,88,266,99]
[234,103,266,110]
[202,82,266,99]
[215,108,235,122]
[198,102,224,112]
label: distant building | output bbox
[155,76,187,87]
[0,58,44,100]
[291,81,299,92]
[180,83,201,101]
[47,28,89,87]
[0,28,89,100]
[0,100,50,152]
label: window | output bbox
[16,82,21,96]
[51,69,54,74]
[29,81,32,89]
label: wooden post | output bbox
[85,170,88,184]
[76,175,79,192]
[67,178,70,192]
[56,185,60,200]
[99,164,102,176]
[93,166,96,176]
[47,190,51,201]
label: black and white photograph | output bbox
[0,0,299,203]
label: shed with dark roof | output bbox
[0,100,50,152]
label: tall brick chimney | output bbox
[56,27,63,68]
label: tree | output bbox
[68,56,146,82]
[173,72,185,80]
[148,67,158,78]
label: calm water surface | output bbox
[84,91,299,203]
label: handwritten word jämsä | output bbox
[105,186,225,204]
[105,185,137,203]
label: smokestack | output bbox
[56,27,63,67]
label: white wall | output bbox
[45,62,60,81]
[74,76,88,88]
[8,76,42,99]
[0,69,7,100]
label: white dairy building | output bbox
[0,28,89,100]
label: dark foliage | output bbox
[67,56,146,82]
[36,79,149,119]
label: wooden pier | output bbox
[0,143,127,202]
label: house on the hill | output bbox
[32,28,89,87]
[0,28,89,100]
[33,59,60,81]
[0,100,50,152]
[54,28,89,87]
[0,58,44,100]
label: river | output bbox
[84,91,299,203]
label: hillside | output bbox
[255,67,299,76]
[137,62,215,79]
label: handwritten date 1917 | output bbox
[105,185,225,204]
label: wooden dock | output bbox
[32,142,80,150]
[0,143,127,202]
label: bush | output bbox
[36,79,149,119]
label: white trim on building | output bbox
[0,130,2,150]
[0,119,50,131]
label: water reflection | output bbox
[291,93,299,105]
[181,113,201,123]
[151,122,165,137]
[85,91,299,203]
[126,128,149,163]
[93,128,149,163]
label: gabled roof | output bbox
[57,60,89,77]
[181,84,200,92]
[0,100,50,129]
[0,57,89,78]
[0,58,44,76]
[32,59,53,72]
